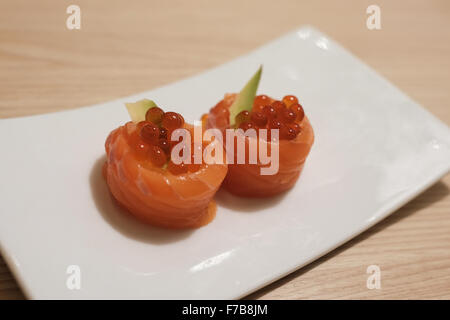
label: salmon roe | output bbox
[232,94,304,141]
[158,139,171,154]
[162,112,185,130]
[290,103,305,122]
[262,105,277,119]
[280,125,297,140]
[235,110,251,127]
[290,122,301,134]
[131,105,203,174]
[282,95,298,107]
[280,108,296,124]
[140,123,160,144]
[253,95,270,112]
[271,100,286,112]
[145,106,164,125]
[148,145,167,167]
[250,111,268,127]
[159,127,168,139]
[269,118,282,129]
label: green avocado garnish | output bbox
[228,65,262,126]
[125,99,157,122]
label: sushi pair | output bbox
[103,67,314,229]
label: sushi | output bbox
[103,67,313,229]
[205,67,314,197]
[104,100,227,229]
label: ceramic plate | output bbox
[1,26,449,299]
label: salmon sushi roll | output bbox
[104,101,227,229]
[204,68,314,197]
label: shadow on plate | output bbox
[89,156,194,245]
[215,187,287,213]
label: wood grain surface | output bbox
[0,0,449,299]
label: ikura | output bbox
[235,110,251,127]
[279,108,296,123]
[162,112,185,130]
[145,106,164,125]
[269,118,282,129]
[140,122,160,144]
[282,95,298,107]
[262,105,276,119]
[280,125,297,140]
[159,127,168,139]
[232,94,304,141]
[132,106,202,173]
[271,100,286,112]
[253,94,271,112]
[148,145,167,167]
[158,139,171,154]
[290,122,301,134]
[250,111,267,127]
[290,103,305,122]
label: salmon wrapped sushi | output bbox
[104,102,227,229]
[205,93,314,197]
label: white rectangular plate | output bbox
[1,26,449,299]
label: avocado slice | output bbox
[228,65,262,126]
[125,99,157,122]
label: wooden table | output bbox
[1,0,449,299]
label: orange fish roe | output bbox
[232,95,305,141]
[132,106,207,175]
[282,95,298,107]
[145,106,164,125]
[162,112,185,130]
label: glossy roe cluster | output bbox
[129,107,201,175]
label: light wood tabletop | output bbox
[1,0,449,299]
